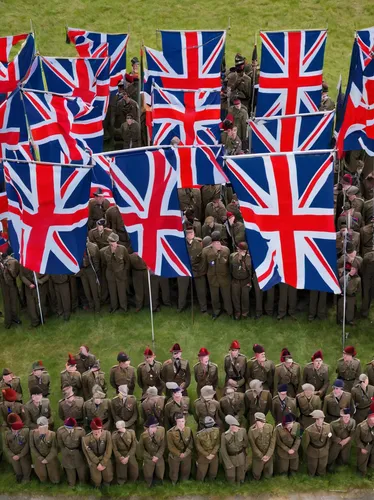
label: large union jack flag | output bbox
[0,166,7,219]
[66,27,129,94]
[90,154,115,204]
[109,147,191,277]
[152,85,221,145]
[0,33,29,63]
[250,111,334,153]
[336,28,374,157]
[4,159,91,274]
[225,151,340,293]
[256,30,327,117]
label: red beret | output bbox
[67,353,77,366]
[311,350,323,361]
[226,211,234,219]
[170,343,182,353]
[198,347,210,357]
[3,388,17,402]
[7,413,21,425]
[343,345,357,357]
[233,98,241,105]
[280,348,291,362]
[90,417,103,430]
[144,347,154,356]
[230,340,240,350]
[64,417,77,428]
[253,344,265,354]
[11,420,24,431]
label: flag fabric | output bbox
[256,30,327,117]
[250,111,334,153]
[0,166,7,219]
[0,33,29,63]
[66,27,129,94]
[72,100,106,154]
[151,85,221,145]
[90,154,115,204]
[0,33,35,97]
[4,159,92,274]
[109,147,191,277]
[224,151,340,293]
[336,28,374,157]
[334,75,345,139]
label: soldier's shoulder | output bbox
[193,362,200,369]
[275,363,283,368]
[60,369,67,375]
[58,398,65,404]
[137,362,146,369]
[162,359,172,367]
[272,395,279,402]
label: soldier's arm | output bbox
[155,428,166,458]
[349,420,356,438]
[355,426,369,451]
[56,429,64,451]
[184,430,194,457]
[82,437,100,465]
[184,363,191,390]
[301,429,310,453]
[212,365,219,389]
[166,430,180,457]
[292,425,301,452]
[128,431,137,457]
[322,398,328,416]
[109,368,117,390]
[23,407,32,429]
[18,429,31,458]
[194,433,210,457]
[47,402,54,428]
[58,402,65,422]
[193,402,200,423]
[100,433,112,467]
[45,433,58,462]
[3,434,15,460]
[266,428,276,457]
[8,259,20,279]
[101,375,107,396]
[248,431,263,459]
[137,366,143,390]
[330,422,341,444]
[125,399,138,428]
[112,435,122,460]
[20,269,33,287]
[38,274,50,285]
[106,401,113,429]
[220,434,234,469]
[275,428,291,453]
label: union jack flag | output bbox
[256,30,327,117]
[152,85,221,145]
[110,147,191,277]
[0,166,7,219]
[66,27,129,94]
[144,30,225,102]
[90,154,115,204]
[250,111,334,153]
[225,151,340,293]
[336,28,374,157]
[0,33,35,98]
[0,33,29,63]
[4,159,91,274]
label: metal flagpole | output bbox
[341,189,349,348]
[33,271,44,325]
[190,278,194,325]
[147,269,155,344]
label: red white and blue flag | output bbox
[225,151,340,293]
[109,147,191,277]
[0,166,7,220]
[250,111,334,153]
[4,159,91,273]
[66,27,129,94]
[152,85,221,145]
[256,30,327,117]
[90,154,115,204]
[0,33,29,63]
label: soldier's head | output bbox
[64,417,77,431]
[131,56,139,73]
[2,388,17,403]
[203,416,216,429]
[278,384,288,401]
[62,382,74,399]
[202,236,212,248]
[79,345,89,357]
[116,420,127,433]
[201,385,215,401]
[212,193,221,206]
[118,385,128,398]
[205,216,215,229]
[117,352,131,368]
[66,353,77,372]
[253,344,266,362]
[146,386,158,400]
[368,404,374,427]
[359,373,369,388]
[254,412,266,429]
[311,410,325,427]
[321,81,329,98]
[237,241,248,256]
[302,383,315,399]
[126,113,134,125]
[90,417,103,438]
[122,90,130,103]
[229,339,241,358]
[211,231,221,250]
[93,188,105,204]
[228,126,238,139]
[343,345,356,363]
[280,348,293,367]
[174,412,185,430]
[185,224,195,242]
[144,347,155,364]
[226,211,235,226]
[198,347,210,365]
[37,416,49,434]
[92,385,105,404]
[108,232,119,250]
[145,415,159,435]
[226,386,235,399]
[233,98,241,110]
[96,218,106,234]
[347,185,359,200]
[226,414,240,431]
[91,360,101,372]
[2,368,13,384]
[170,343,182,360]
[8,413,23,433]
[167,382,183,402]
[332,379,344,397]
[282,413,295,431]
[32,360,45,377]
[249,379,263,394]
[340,408,351,424]
[30,386,43,404]
[117,79,125,94]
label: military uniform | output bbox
[323,391,353,423]
[141,396,165,427]
[112,429,139,483]
[129,253,149,311]
[0,401,27,427]
[194,362,219,397]
[88,227,112,249]
[167,425,193,483]
[4,427,32,482]
[183,218,202,237]
[360,224,374,256]
[275,421,301,475]
[50,274,71,320]
[119,120,140,149]
[178,188,202,221]
[302,421,331,476]
[336,358,362,392]
[220,392,245,426]
[205,201,227,224]
[202,245,233,316]
[164,397,190,429]
[230,252,251,318]
[246,357,275,393]
[337,274,361,324]
[87,198,110,230]
[178,238,207,313]
[56,425,87,486]
[137,426,166,486]
[194,425,220,481]
[81,370,107,401]
[150,275,171,311]
[277,284,297,319]
[110,395,138,430]
[82,430,113,487]
[248,422,276,480]
[100,244,130,312]
[28,371,50,398]
[161,358,191,397]
[336,230,360,256]
[58,397,85,426]
[271,395,297,425]
[225,134,242,155]
[0,376,23,403]
[224,353,247,392]
[328,417,356,466]
[30,430,61,483]
[194,397,224,431]
[244,389,272,427]
[202,221,227,245]
[109,365,136,394]
[355,419,374,475]
[351,383,374,423]
[296,393,322,431]
[302,362,330,399]
[20,267,49,327]
[75,352,96,375]
[137,361,164,395]
[0,254,20,328]
[83,399,112,431]
[78,241,101,313]
[60,369,82,397]
[274,362,301,398]
[220,427,248,483]
[252,273,275,318]
[105,206,132,251]
[24,398,53,429]
[361,251,374,317]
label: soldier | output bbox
[105,205,133,251]
[248,412,276,480]
[0,388,27,428]
[4,414,31,483]
[83,385,112,431]
[319,83,335,111]
[137,347,164,395]
[0,247,21,329]
[277,284,298,320]
[88,219,112,250]
[60,354,82,397]
[58,383,85,427]
[355,403,374,476]
[224,125,242,155]
[167,413,193,485]
[296,384,322,432]
[328,408,355,471]
[88,189,110,230]
[178,189,202,221]
[164,382,190,429]
[20,266,49,327]
[111,384,138,430]
[50,274,71,321]
[194,347,219,397]
[323,379,353,423]
[202,230,233,319]
[0,368,23,403]
[220,415,248,483]
[230,242,252,320]
[141,386,165,427]
[137,416,166,487]
[78,238,101,313]
[337,261,361,325]
[205,193,227,224]
[149,274,171,312]
[351,374,374,423]
[82,360,107,401]
[271,384,297,425]
[75,345,96,375]
[346,185,365,213]
[302,410,332,477]
[182,208,202,237]
[161,343,191,397]
[110,352,136,395]
[25,387,53,430]
[336,345,362,392]
[226,195,243,223]
[275,413,300,476]
[119,113,140,149]
[112,420,139,484]
[244,379,272,427]
[247,344,275,393]
[308,290,328,322]
[194,385,224,432]
[228,99,249,143]
[336,220,360,257]
[224,340,247,393]
[361,248,374,318]
[274,348,301,398]
[195,416,220,481]
[302,350,330,400]
[28,360,50,398]
[30,417,61,484]
[82,417,113,488]
[360,218,374,256]
[220,387,245,426]
[129,252,149,312]
[56,417,87,487]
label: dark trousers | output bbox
[278,284,297,318]
[309,291,327,320]
[177,276,207,312]
[81,267,100,312]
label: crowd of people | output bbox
[1,342,374,487]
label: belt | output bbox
[228,450,244,456]
[65,447,79,451]
[310,443,326,449]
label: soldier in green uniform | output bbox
[244,379,272,427]
[230,243,252,320]
[0,248,21,329]
[337,262,362,326]
[205,194,227,224]
[302,410,332,476]
[83,385,112,431]
[336,345,362,392]
[361,249,374,317]
[56,417,87,487]
[220,415,248,483]
[319,83,335,111]
[275,413,300,476]
[194,416,220,481]
[30,417,61,484]
[60,354,82,397]
[224,340,247,393]
[228,99,249,143]
[137,347,164,395]
[112,420,139,484]
[4,414,31,483]
[220,387,245,427]
[336,221,360,257]
[327,408,355,471]
[81,360,107,401]
[161,343,191,397]
[88,190,110,230]
[183,208,202,237]
[248,412,276,480]
[323,379,353,423]
[226,195,243,223]
[365,356,374,386]
[75,345,96,375]
[224,125,242,155]
[88,219,112,249]
[109,352,136,395]
[141,386,165,427]
[58,383,85,427]
[82,417,113,488]
[274,348,301,398]
[351,374,374,423]
[247,344,275,393]
[129,252,149,311]
[302,350,330,400]
[167,413,193,485]
[111,384,138,430]
[202,216,227,245]
[271,384,298,425]
[360,219,374,256]
[0,388,27,429]
[0,368,23,402]
[78,239,101,313]
[296,384,322,432]
[137,416,166,487]
[194,347,218,397]
[25,386,53,430]
[277,284,298,320]
[164,382,190,429]
[178,189,202,221]
[20,267,49,327]
[194,385,224,431]
[28,361,50,398]
[355,404,374,476]
[50,274,71,321]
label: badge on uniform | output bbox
[210,261,215,266]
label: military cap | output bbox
[30,386,43,396]
[280,347,292,362]
[117,352,130,362]
[96,218,106,226]
[185,224,194,233]
[235,53,245,65]
[145,415,159,427]
[92,385,105,399]
[230,340,240,350]
[232,98,241,105]
[2,368,12,376]
[282,413,295,426]
[254,412,266,422]
[32,360,45,371]
[170,343,182,352]
[238,242,248,251]
[346,186,359,196]
[2,388,17,402]
[302,383,315,392]
[226,211,234,219]
[202,236,212,248]
[342,173,352,185]
[343,345,357,356]
[166,382,182,393]
[253,344,265,354]
[108,232,119,243]
[311,350,323,361]
[118,385,128,396]
[211,231,221,242]
[37,416,49,427]
[91,360,101,370]
[225,414,240,426]
[198,347,210,357]
[64,417,77,428]
[116,420,126,430]
[174,412,184,421]
[333,379,344,388]
[310,410,325,419]
[201,385,215,400]
[67,353,77,366]
[226,386,235,394]
[117,79,125,87]
[146,386,158,397]
[90,417,103,430]
[93,188,104,197]
[144,347,154,356]
[249,379,263,391]
[203,416,216,428]
[7,413,21,425]
[131,56,139,65]
[359,374,368,382]
[340,408,351,415]
[277,384,288,393]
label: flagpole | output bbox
[33,271,44,325]
[191,277,194,325]
[341,189,349,347]
[0,157,94,169]
[147,270,155,344]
